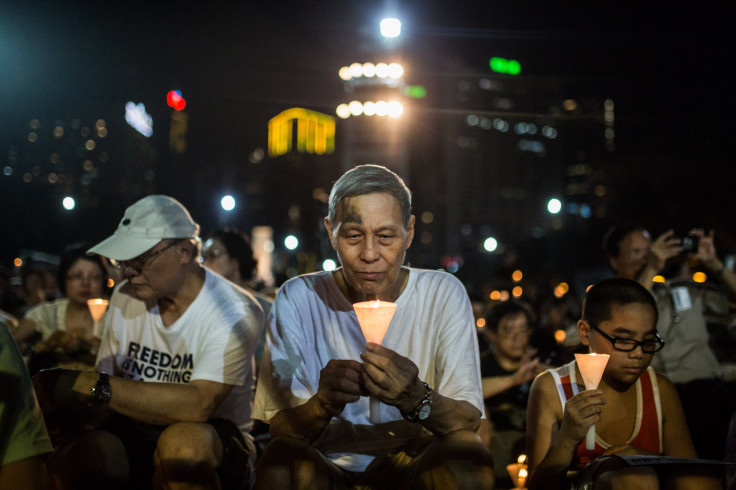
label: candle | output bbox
[353,300,396,344]
[506,454,528,489]
[353,300,397,423]
[87,298,109,337]
[87,298,109,322]
[506,463,521,487]
[574,352,610,449]
[517,467,527,488]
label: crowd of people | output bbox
[1,164,735,489]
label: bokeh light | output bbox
[380,18,401,38]
[220,195,236,211]
[284,235,299,250]
[547,198,562,214]
[62,196,75,210]
[483,237,498,252]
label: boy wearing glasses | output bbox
[526,278,720,489]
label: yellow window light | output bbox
[268,108,335,157]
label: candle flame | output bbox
[518,468,528,478]
[517,454,527,464]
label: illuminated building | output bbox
[402,55,610,289]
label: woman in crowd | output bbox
[12,243,108,374]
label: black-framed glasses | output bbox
[110,240,181,272]
[589,322,665,353]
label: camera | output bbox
[681,235,700,254]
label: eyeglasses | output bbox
[202,248,226,261]
[588,322,665,353]
[497,325,532,337]
[67,273,103,283]
[110,240,181,272]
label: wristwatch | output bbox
[89,372,112,407]
[402,381,433,422]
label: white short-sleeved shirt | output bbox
[253,268,483,471]
[96,269,264,438]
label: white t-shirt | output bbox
[96,269,264,438]
[253,268,483,471]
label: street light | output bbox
[483,237,498,252]
[220,194,236,211]
[284,235,299,251]
[62,196,75,210]
[380,18,401,38]
[547,198,562,214]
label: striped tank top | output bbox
[549,360,663,468]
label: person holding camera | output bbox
[603,224,735,462]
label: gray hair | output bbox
[328,164,412,229]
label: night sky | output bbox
[1,1,734,276]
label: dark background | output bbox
[2,1,734,292]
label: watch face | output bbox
[418,403,431,420]
[100,384,112,400]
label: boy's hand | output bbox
[558,389,605,443]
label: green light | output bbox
[489,57,521,76]
[490,57,505,72]
[508,60,521,75]
[403,85,427,99]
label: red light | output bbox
[166,90,186,111]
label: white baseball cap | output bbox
[87,195,200,261]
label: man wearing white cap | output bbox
[32,195,264,490]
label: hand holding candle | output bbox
[353,300,397,424]
[574,353,609,449]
